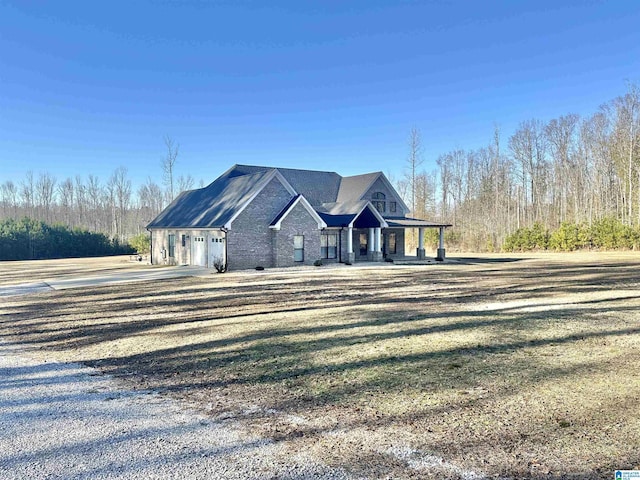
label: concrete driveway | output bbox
[0,265,210,298]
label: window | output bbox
[373,200,385,213]
[294,235,304,262]
[388,232,397,255]
[359,233,368,256]
[321,233,337,259]
[372,192,386,213]
[390,201,397,213]
[168,234,176,258]
[181,234,186,247]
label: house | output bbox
[146,164,451,270]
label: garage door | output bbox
[191,236,207,267]
[209,237,225,268]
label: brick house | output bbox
[147,164,450,270]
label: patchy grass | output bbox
[0,255,144,286]
[1,253,640,478]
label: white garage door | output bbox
[192,236,207,267]
[209,237,225,267]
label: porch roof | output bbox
[386,217,452,228]
[317,200,387,228]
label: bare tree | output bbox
[509,120,548,225]
[1,181,18,218]
[545,114,580,223]
[436,153,451,222]
[74,176,86,228]
[404,127,424,217]
[108,167,131,242]
[20,171,35,219]
[138,177,164,225]
[176,174,194,195]
[162,135,179,205]
[86,175,103,232]
[58,177,75,227]
[35,172,56,223]
[609,83,640,224]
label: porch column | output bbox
[368,228,375,260]
[417,227,426,259]
[347,226,355,263]
[437,227,446,261]
[373,227,383,261]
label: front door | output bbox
[359,233,368,256]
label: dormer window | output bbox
[372,192,386,213]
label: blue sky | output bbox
[1,1,639,190]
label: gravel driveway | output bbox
[0,341,354,479]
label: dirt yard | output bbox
[1,253,639,479]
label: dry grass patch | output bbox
[0,255,144,286]
[1,252,640,478]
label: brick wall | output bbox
[363,177,406,217]
[227,178,292,270]
[273,202,322,267]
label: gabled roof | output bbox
[336,172,381,203]
[147,169,295,229]
[270,194,327,230]
[147,163,445,231]
[336,171,410,214]
[317,200,388,228]
[230,165,341,207]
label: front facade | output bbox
[147,165,450,270]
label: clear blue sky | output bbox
[1,1,639,190]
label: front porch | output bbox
[344,225,448,263]
[344,221,450,263]
[319,202,451,264]
[386,218,451,261]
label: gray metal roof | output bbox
[231,165,341,206]
[147,164,449,230]
[316,200,368,227]
[336,172,381,203]
[316,200,369,215]
[316,200,388,228]
[386,217,452,228]
[147,169,274,228]
[269,194,301,227]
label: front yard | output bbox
[1,253,639,478]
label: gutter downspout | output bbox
[221,227,229,272]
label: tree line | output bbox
[0,136,196,245]
[1,85,638,254]
[0,218,133,261]
[398,82,640,251]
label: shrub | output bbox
[549,222,590,251]
[589,217,639,250]
[503,223,549,252]
[129,233,151,254]
[313,259,323,267]
[212,255,227,273]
